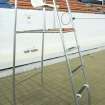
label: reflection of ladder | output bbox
[12,0,91,105]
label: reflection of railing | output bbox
[80,0,105,5]
[97,0,105,6]
[0,0,14,8]
[102,0,104,6]
[0,0,8,3]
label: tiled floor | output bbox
[0,50,105,105]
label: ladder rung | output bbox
[62,28,74,32]
[76,84,89,98]
[16,28,74,34]
[66,47,77,52]
[72,65,82,74]
[34,3,59,10]
[48,28,74,33]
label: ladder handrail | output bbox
[65,0,91,104]
[52,0,79,105]
[13,0,18,104]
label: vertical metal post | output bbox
[41,0,46,85]
[12,0,17,104]
[53,10,56,28]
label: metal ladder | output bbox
[52,0,91,105]
[12,0,91,105]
